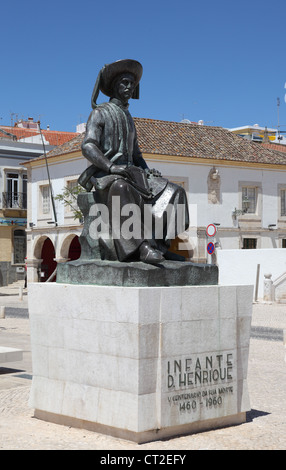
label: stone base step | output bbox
[0,347,23,363]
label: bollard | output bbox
[263,273,274,302]
[19,286,23,301]
[0,306,5,319]
[284,330,286,364]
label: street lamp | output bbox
[232,196,250,220]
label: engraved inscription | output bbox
[167,353,233,389]
[165,352,235,415]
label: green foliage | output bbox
[55,184,85,221]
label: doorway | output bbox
[40,238,57,282]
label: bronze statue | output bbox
[79,59,189,265]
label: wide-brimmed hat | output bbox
[91,59,143,108]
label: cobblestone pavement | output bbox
[0,286,286,450]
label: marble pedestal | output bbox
[28,282,253,443]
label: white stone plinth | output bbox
[28,282,253,443]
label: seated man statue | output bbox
[78,59,189,265]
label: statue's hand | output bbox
[109,164,129,177]
[146,168,162,177]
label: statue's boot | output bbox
[139,242,164,265]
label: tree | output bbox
[55,184,85,221]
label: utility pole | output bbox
[277,98,282,142]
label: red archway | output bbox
[68,235,81,260]
[40,238,57,282]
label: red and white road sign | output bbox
[206,224,217,237]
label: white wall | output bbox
[28,154,286,278]
[30,157,86,226]
[149,159,286,228]
[30,155,286,232]
[217,248,286,299]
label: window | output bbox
[41,185,50,214]
[64,180,80,216]
[170,180,185,188]
[13,230,26,264]
[242,186,257,214]
[3,172,27,209]
[67,180,78,192]
[280,189,286,216]
[6,173,19,208]
[22,174,27,209]
[67,180,79,209]
[242,238,257,249]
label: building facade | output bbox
[229,123,286,146]
[23,119,286,293]
[0,119,78,286]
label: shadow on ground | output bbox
[0,367,24,375]
[246,408,270,422]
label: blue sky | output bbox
[1,0,286,133]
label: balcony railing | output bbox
[2,192,27,210]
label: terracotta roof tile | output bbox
[134,118,286,165]
[0,126,78,146]
[27,118,286,166]
[45,132,84,157]
[262,142,286,153]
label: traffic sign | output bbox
[207,242,215,255]
[206,224,216,237]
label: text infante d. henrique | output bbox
[167,353,233,389]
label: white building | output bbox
[0,131,54,285]
[229,123,286,146]
[23,118,286,299]
[0,118,79,286]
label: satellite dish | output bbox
[181,119,192,124]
